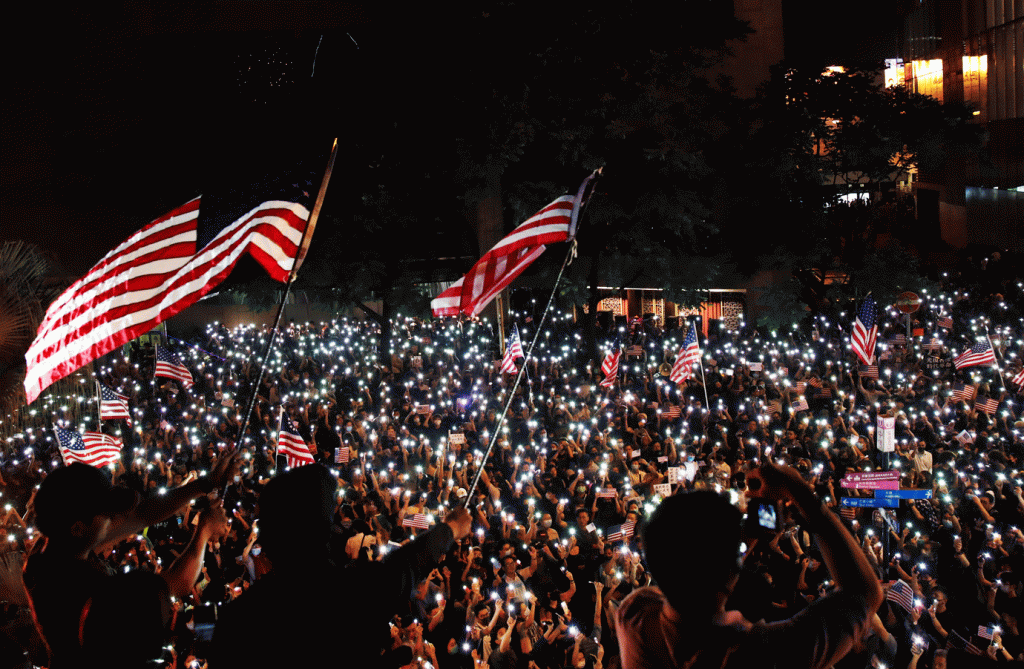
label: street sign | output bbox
[895,291,921,314]
[842,470,900,490]
[842,497,899,508]
[878,489,933,500]
[841,478,899,490]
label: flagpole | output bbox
[464,170,603,503]
[984,327,1007,390]
[694,321,710,440]
[95,380,103,433]
[231,139,339,465]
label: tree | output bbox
[718,62,982,326]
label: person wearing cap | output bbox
[614,463,883,669]
[24,451,241,668]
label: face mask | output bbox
[251,547,261,556]
[542,519,552,528]
[346,426,353,432]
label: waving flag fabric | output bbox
[851,296,878,365]
[55,426,122,468]
[500,325,525,374]
[954,340,996,370]
[98,382,132,425]
[155,347,194,389]
[432,172,599,318]
[885,579,915,614]
[277,410,314,469]
[1014,368,1024,389]
[23,162,323,405]
[670,323,700,385]
[599,349,620,388]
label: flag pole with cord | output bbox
[229,139,339,482]
[464,169,602,503]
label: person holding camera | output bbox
[614,463,882,668]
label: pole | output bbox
[985,327,1007,389]
[231,139,339,463]
[464,170,603,502]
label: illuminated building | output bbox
[892,0,1022,250]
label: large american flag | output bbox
[24,173,318,404]
[599,349,620,388]
[431,171,599,318]
[55,426,122,469]
[670,323,700,385]
[500,325,525,374]
[850,296,878,365]
[98,382,132,425]
[1014,368,1024,389]
[155,347,194,389]
[278,410,314,469]
[954,340,996,370]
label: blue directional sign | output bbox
[841,497,899,508]
[877,489,933,500]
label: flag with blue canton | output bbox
[55,426,122,468]
[155,347,194,389]
[98,382,132,425]
[885,579,915,614]
[954,340,996,370]
[851,296,878,366]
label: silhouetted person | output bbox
[615,463,883,668]
[210,464,471,668]
[25,453,239,668]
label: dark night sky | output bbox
[2,1,897,279]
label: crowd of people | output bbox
[0,254,1022,668]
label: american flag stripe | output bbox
[954,341,996,370]
[670,323,700,385]
[599,349,620,388]
[978,625,995,640]
[278,411,314,469]
[859,365,878,379]
[951,383,976,403]
[155,347,194,389]
[24,198,309,404]
[402,513,430,529]
[885,579,915,614]
[661,406,681,419]
[1014,368,1024,389]
[975,398,998,415]
[335,446,350,464]
[98,383,132,424]
[937,316,953,329]
[500,325,525,374]
[606,521,635,542]
[55,427,122,468]
[432,172,599,318]
[851,296,878,366]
